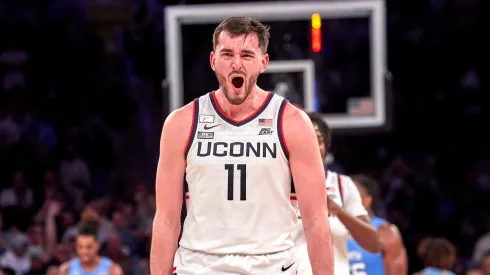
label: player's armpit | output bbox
[151,103,194,275]
[379,223,408,275]
[282,103,333,275]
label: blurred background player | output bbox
[59,209,122,275]
[294,112,380,275]
[414,237,456,275]
[348,175,408,275]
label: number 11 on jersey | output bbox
[224,164,247,201]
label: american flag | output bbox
[259,118,273,127]
[347,97,374,116]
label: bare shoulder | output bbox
[110,263,124,275]
[160,101,195,147]
[282,103,315,148]
[282,102,311,126]
[58,261,70,275]
[378,222,403,246]
[162,101,195,133]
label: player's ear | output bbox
[210,51,216,71]
[259,53,269,73]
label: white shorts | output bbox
[173,247,298,275]
[295,240,312,275]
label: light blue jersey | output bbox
[418,267,455,275]
[68,257,112,275]
[347,216,385,275]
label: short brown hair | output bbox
[213,17,270,54]
[417,237,456,270]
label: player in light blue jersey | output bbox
[414,237,456,275]
[59,209,123,275]
[347,175,407,275]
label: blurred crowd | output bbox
[0,0,487,274]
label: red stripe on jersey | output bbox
[290,195,297,200]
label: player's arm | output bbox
[283,104,334,275]
[58,262,69,275]
[150,104,194,275]
[110,263,124,275]
[335,176,381,253]
[379,223,408,275]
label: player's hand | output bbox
[326,195,342,216]
[46,200,63,217]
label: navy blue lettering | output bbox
[263,143,276,158]
[246,142,260,157]
[197,142,211,156]
[196,142,276,158]
[230,142,244,157]
[213,142,228,157]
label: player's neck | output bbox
[81,256,100,271]
[215,87,267,120]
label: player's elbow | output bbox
[152,209,181,234]
[301,209,329,234]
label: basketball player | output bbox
[150,17,334,275]
[59,209,122,275]
[413,237,456,275]
[348,175,408,275]
[294,112,380,275]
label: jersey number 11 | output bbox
[224,164,247,201]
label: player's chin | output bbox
[225,89,247,105]
[79,255,91,263]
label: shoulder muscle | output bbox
[110,263,123,275]
[155,102,195,215]
[160,102,195,153]
[378,223,403,252]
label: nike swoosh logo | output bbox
[281,262,295,271]
[204,124,220,130]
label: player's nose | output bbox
[231,55,243,70]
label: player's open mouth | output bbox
[231,76,244,89]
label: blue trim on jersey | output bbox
[68,257,112,275]
[419,267,456,275]
[347,216,386,275]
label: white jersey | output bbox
[294,171,368,275]
[180,91,297,255]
